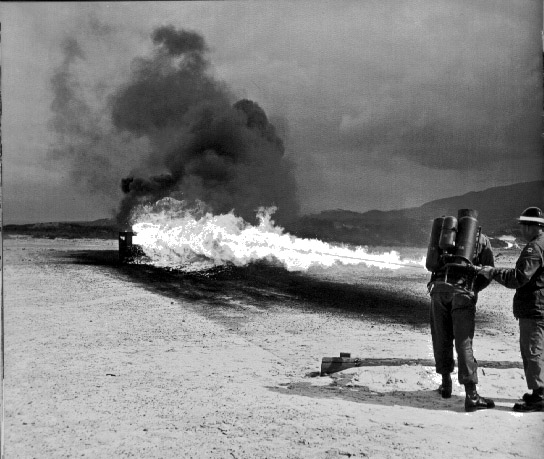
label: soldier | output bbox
[478,206,544,412]
[428,221,495,412]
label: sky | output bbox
[1,1,543,225]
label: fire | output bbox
[131,198,424,272]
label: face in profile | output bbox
[520,224,540,242]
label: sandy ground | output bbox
[3,237,544,458]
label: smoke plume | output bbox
[48,37,114,195]
[48,25,299,227]
[112,26,299,226]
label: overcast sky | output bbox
[2,1,543,224]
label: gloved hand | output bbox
[477,266,495,280]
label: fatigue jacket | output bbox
[493,233,544,319]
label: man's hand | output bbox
[477,266,495,280]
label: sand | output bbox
[3,237,543,458]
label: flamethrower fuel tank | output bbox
[438,216,457,251]
[455,209,479,262]
[426,216,445,272]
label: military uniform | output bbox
[477,206,544,411]
[429,234,494,386]
[492,233,544,392]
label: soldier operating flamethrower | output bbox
[425,209,496,412]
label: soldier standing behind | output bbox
[478,206,544,412]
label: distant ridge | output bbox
[3,219,118,239]
[414,180,544,225]
[289,180,544,246]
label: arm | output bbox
[473,236,494,292]
[478,237,495,268]
[493,242,542,289]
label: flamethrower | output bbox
[425,209,483,292]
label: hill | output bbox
[287,180,544,247]
[3,181,542,246]
[2,219,119,240]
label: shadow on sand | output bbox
[267,381,518,413]
[62,249,432,326]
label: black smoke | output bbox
[112,26,299,227]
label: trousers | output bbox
[430,291,478,385]
[519,318,544,390]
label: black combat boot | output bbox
[513,400,544,412]
[522,387,544,404]
[438,373,452,398]
[515,388,544,412]
[464,383,495,412]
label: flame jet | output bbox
[131,198,424,273]
[112,26,299,227]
